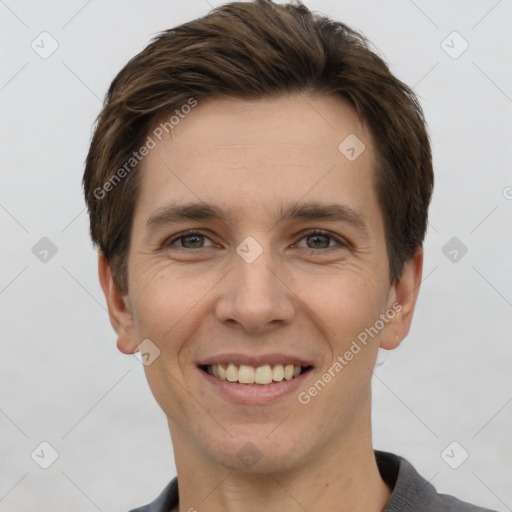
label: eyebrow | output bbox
[145,200,369,236]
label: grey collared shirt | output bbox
[128,450,497,512]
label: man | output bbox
[82,1,496,510]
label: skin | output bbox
[99,93,423,512]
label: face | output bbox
[101,93,422,474]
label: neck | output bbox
[169,405,391,512]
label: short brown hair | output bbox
[83,0,433,294]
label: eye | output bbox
[163,229,347,251]
[295,229,346,251]
[163,230,215,249]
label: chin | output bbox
[202,429,310,474]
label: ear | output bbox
[380,247,423,350]
[98,251,138,355]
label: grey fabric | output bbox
[128,450,497,512]
[376,451,496,511]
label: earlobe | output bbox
[379,247,423,350]
[98,252,138,355]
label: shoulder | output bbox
[127,454,498,512]
[127,477,179,512]
[434,492,499,512]
[376,450,498,512]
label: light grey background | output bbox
[1,0,511,510]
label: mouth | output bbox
[199,363,313,385]
[197,354,315,404]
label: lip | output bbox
[198,365,314,404]
[198,352,313,367]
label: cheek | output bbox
[128,264,182,344]
[130,270,201,416]
[128,261,218,353]
[304,279,388,381]
[301,267,386,337]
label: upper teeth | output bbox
[207,363,303,384]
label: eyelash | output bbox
[163,229,347,252]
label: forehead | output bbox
[157,93,370,164]
[134,93,382,234]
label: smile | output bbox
[201,363,312,385]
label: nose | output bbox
[214,238,296,334]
